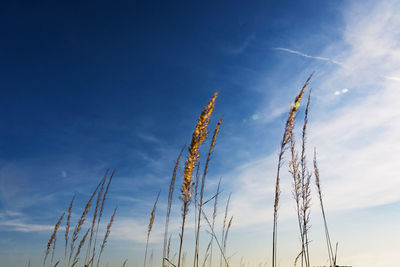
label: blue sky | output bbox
[1,0,400,266]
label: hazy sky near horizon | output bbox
[1,0,400,266]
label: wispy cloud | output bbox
[275,47,344,66]
[0,211,53,232]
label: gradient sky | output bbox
[1,0,400,266]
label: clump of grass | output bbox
[272,74,312,267]
[178,92,218,267]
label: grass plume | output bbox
[178,92,218,267]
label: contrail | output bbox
[275,47,343,66]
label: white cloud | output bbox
[275,47,343,66]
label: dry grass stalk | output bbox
[68,180,102,267]
[122,259,128,267]
[300,90,312,267]
[96,207,117,267]
[289,131,304,267]
[85,170,108,265]
[162,146,185,267]
[91,169,115,267]
[221,193,231,267]
[202,238,212,267]
[64,194,75,267]
[50,232,57,267]
[54,261,60,267]
[272,74,312,267]
[194,116,222,267]
[167,234,171,260]
[223,215,233,261]
[201,210,230,267]
[144,191,160,267]
[71,228,90,267]
[289,89,312,267]
[193,160,200,257]
[44,212,65,267]
[209,177,221,267]
[178,92,218,267]
[314,149,335,267]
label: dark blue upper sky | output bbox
[0,0,341,171]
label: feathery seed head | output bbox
[181,92,218,203]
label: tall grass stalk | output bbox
[272,74,312,267]
[209,177,221,267]
[44,213,65,267]
[96,207,117,267]
[201,210,230,267]
[162,146,185,267]
[300,90,312,267]
[194,116,222,267]
[64,194,75,267]
[91,169,115,267]
[178,92,218,267]
[68,180,102,267]
[71,228,90,267]
[85,170,108,265]
[314,149,335,267]
[144,191,160,267]
[220,193,231,267]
